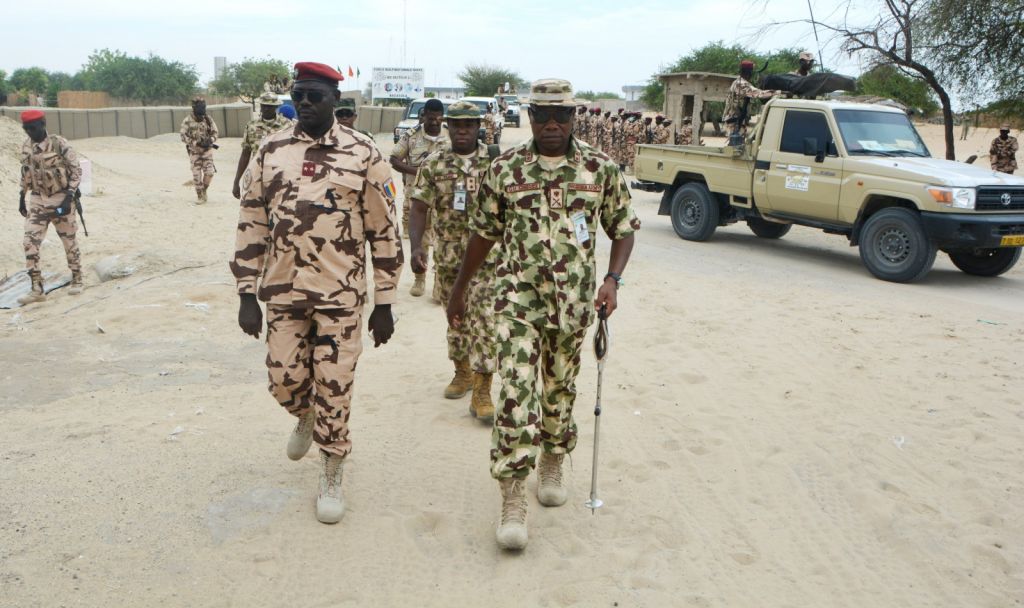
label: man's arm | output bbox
[407,160,437,273]
[60,139,82,191]
[447,164,504,328]
[446,234,497,328]
[233,146,253,200]
[230,149,270,338]
[179,118,190,146]
[209,117,219,142]
[595,164,642,317]
[389,132,418,176]
[363,147,405,347]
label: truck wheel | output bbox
[747,218,792,239]
[858,208,936,282]
[670,183,719,241]
[948,248,1021,277]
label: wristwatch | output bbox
[604,272,623,289]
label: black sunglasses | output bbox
[291,89,329,104]
[335,109,355,118]
[530,106,575,124]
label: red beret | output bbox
[293,62,344,85]
[21,109,45,124]
[740,60,755,69]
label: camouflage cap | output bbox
[258,92,282,107]
[1000,122,1011,130]
[335,97,357,110]
[447,100,481,119]
[191,95,206,103]
[799,51,815,61]
[529,78,574,106]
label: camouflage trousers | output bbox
[24,191,81,276]
[265,304,363,457]
[188,152,216,194]
[490,315,586,480]
[434,239,496,373]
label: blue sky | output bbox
[3,0,866,94]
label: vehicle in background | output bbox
[393,98,453,143]
[634,98,1024,282]
[460,96,504,144]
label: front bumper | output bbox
[920,211,1024,249]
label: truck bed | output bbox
[635,144,755,202]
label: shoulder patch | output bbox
[382,178,397,201]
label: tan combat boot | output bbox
[444,359,472,399]
[496,478,528,550]
[469,372,495,422]
[537,452,567,507]
[409,272,426,297]
[316,450,346,524]
[286,409,316,461]
[68,271,84,296]
[17,273,46,305]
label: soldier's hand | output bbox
[368,304,394,347]
[238,294,263,339]
[18,192,27,218]
[594,278,619,318]
[56,191,74,217]
[446,287,467,329]
[232,182,241,200]
[410,247,428,274]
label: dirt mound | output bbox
[0,117,25,190]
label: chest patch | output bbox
[302,161,316,177]
[505,182,542,194]
[568,183,601,192]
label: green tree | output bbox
[856,64,939,115]
[458,64,525,97]
[641,42,802,109]
[80,49,198,105]
[45,71,78,105]
[210,57,291,107]
[0,70,8,97]
[9,67,49,95]
[577,91,622,101]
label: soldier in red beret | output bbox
[16,110,85,304]
[231,61,404,524]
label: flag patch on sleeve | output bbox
[382,178,397,201]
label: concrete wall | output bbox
[0,104,251,139]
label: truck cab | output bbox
[635,99,1024,282]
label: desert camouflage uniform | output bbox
[723,77,774,138]
[483,112,497,145]
[179,113,219,196]
[623,119,641,170]
[231,122,403,457]
[409,143,497,374]
[600,120,618,163]
[393,125,450,240]
[676,124,694,145]
[990,135,1019,174]
[574,112,589,143]
[651,123,671,145]
[591,115,605,150]
[473,137,641,480]
[241,114,293,156]
[20,135,82,277]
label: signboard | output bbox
[371,67,425,101]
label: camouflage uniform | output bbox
[652,123,671,145]
[574,111,589,144]
[990,133,1019,174]
[392,125,450,240]
[677,123,693,145]
[601,120,619,163]
[473,135,641,480]
[20,135,82,279]
[623,118,641,170]
[230,121,403,457]
[241,114,293,156]
[722,76,774,138]
[179,113,219,197]
[410,142,496,374]
[483,111,497,145]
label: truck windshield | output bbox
[406,102,426,119]
[834,110,930,157]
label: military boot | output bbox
[469,372,495,422]
[68,271,84,296]
[316,450,346,524]
[409,273,426,297]
[196,188,206,204]
[17,273,46,305]
[286,409,316,461]
[537,452,567,507]
[444,359,472,399]
[496,478,528,550]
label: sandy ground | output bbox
[0,116,1022,608]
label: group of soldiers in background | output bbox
[573,107,697,172]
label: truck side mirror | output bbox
[827,140,838,156]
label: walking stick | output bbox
[585,304,610,514]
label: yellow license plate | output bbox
[1000,235,1024,246]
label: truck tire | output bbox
[858,207,937,282]
[670,183,718,241]
[747,218,792,239]
[947,248,1021,277]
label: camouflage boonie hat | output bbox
[447,100,481,119]
[191,95,206,103]
[258,92,282,106]
[335,97,357,110]
[799,51,815,61]
[530,78,574,107]
[1000,122,1011,130]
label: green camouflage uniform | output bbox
[473,133,641,480]
[393,125,451,240]
[410,141,497,374]
[241,114,293,156]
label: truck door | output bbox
[763,110,843,221]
